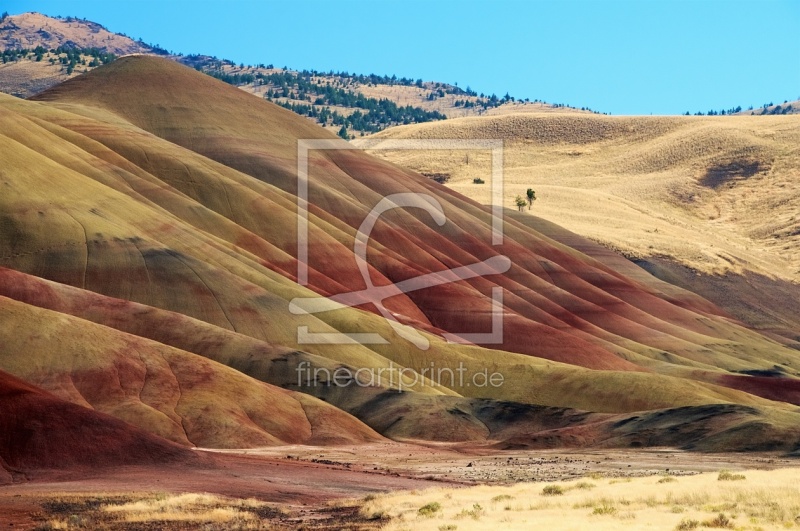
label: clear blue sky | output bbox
[5,0,799,114]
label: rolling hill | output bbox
[0,12,591,123]
[736,98,799,116]
[0,369,203,483]
[362,113,800,345]
[0,12,153,97]
[0,12,151,55]
[1,56,799,457]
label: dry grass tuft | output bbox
[541,485,564,496]
[717,470,746,482]
[102,492,266,525]
[418,502,442,517]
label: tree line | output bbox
[271,96,446,135]
[1,46,116,73]
[195,62,447,134]
[686,100,796,116]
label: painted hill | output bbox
[0,56,798,453]
[0,289,383,448]
[362,112,800,345]
[0,369,202,482]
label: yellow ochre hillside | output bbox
[363,112,800,343]
[1,56,800,457]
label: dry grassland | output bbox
[363,468,800,531]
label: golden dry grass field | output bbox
[14,460,800,530]
[360,113,800,340]
[365,468,800,531]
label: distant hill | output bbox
[685,98,799,116]
[0,12,153,54]
[0,12,156,97]
[737,99,799,116]
[0,12,596,131]
[188,56,600,137]
[1,12,794,126]
[364,112,800,344]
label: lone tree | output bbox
[514,195,527,212]
[337,125,349,140]
[526,188,536,210]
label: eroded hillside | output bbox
[2,57,800,463]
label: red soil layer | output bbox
[26,56,754,371]
[7,55,798,444]
[0,370,204,480]
[0,291,384,449]
[716,373,800,406]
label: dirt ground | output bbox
[2,443,797,529]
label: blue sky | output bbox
[4,0,799,115]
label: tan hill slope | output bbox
[0,50,84,98]
[0,57,798,452]
[0,13,150,97]
[362,113,800,344]
[0,12,150,55]
[736,98,799,116]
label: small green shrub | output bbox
[702,513,733,528]
[717,470,746,481]
[418,502,441,517]
[592,503,617,515]
[575,481,596,490]
[676,518,700,530]
[473,178,485,184]
[658,476,678,484]
[542,485,564,496]
[491,494,514,502]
